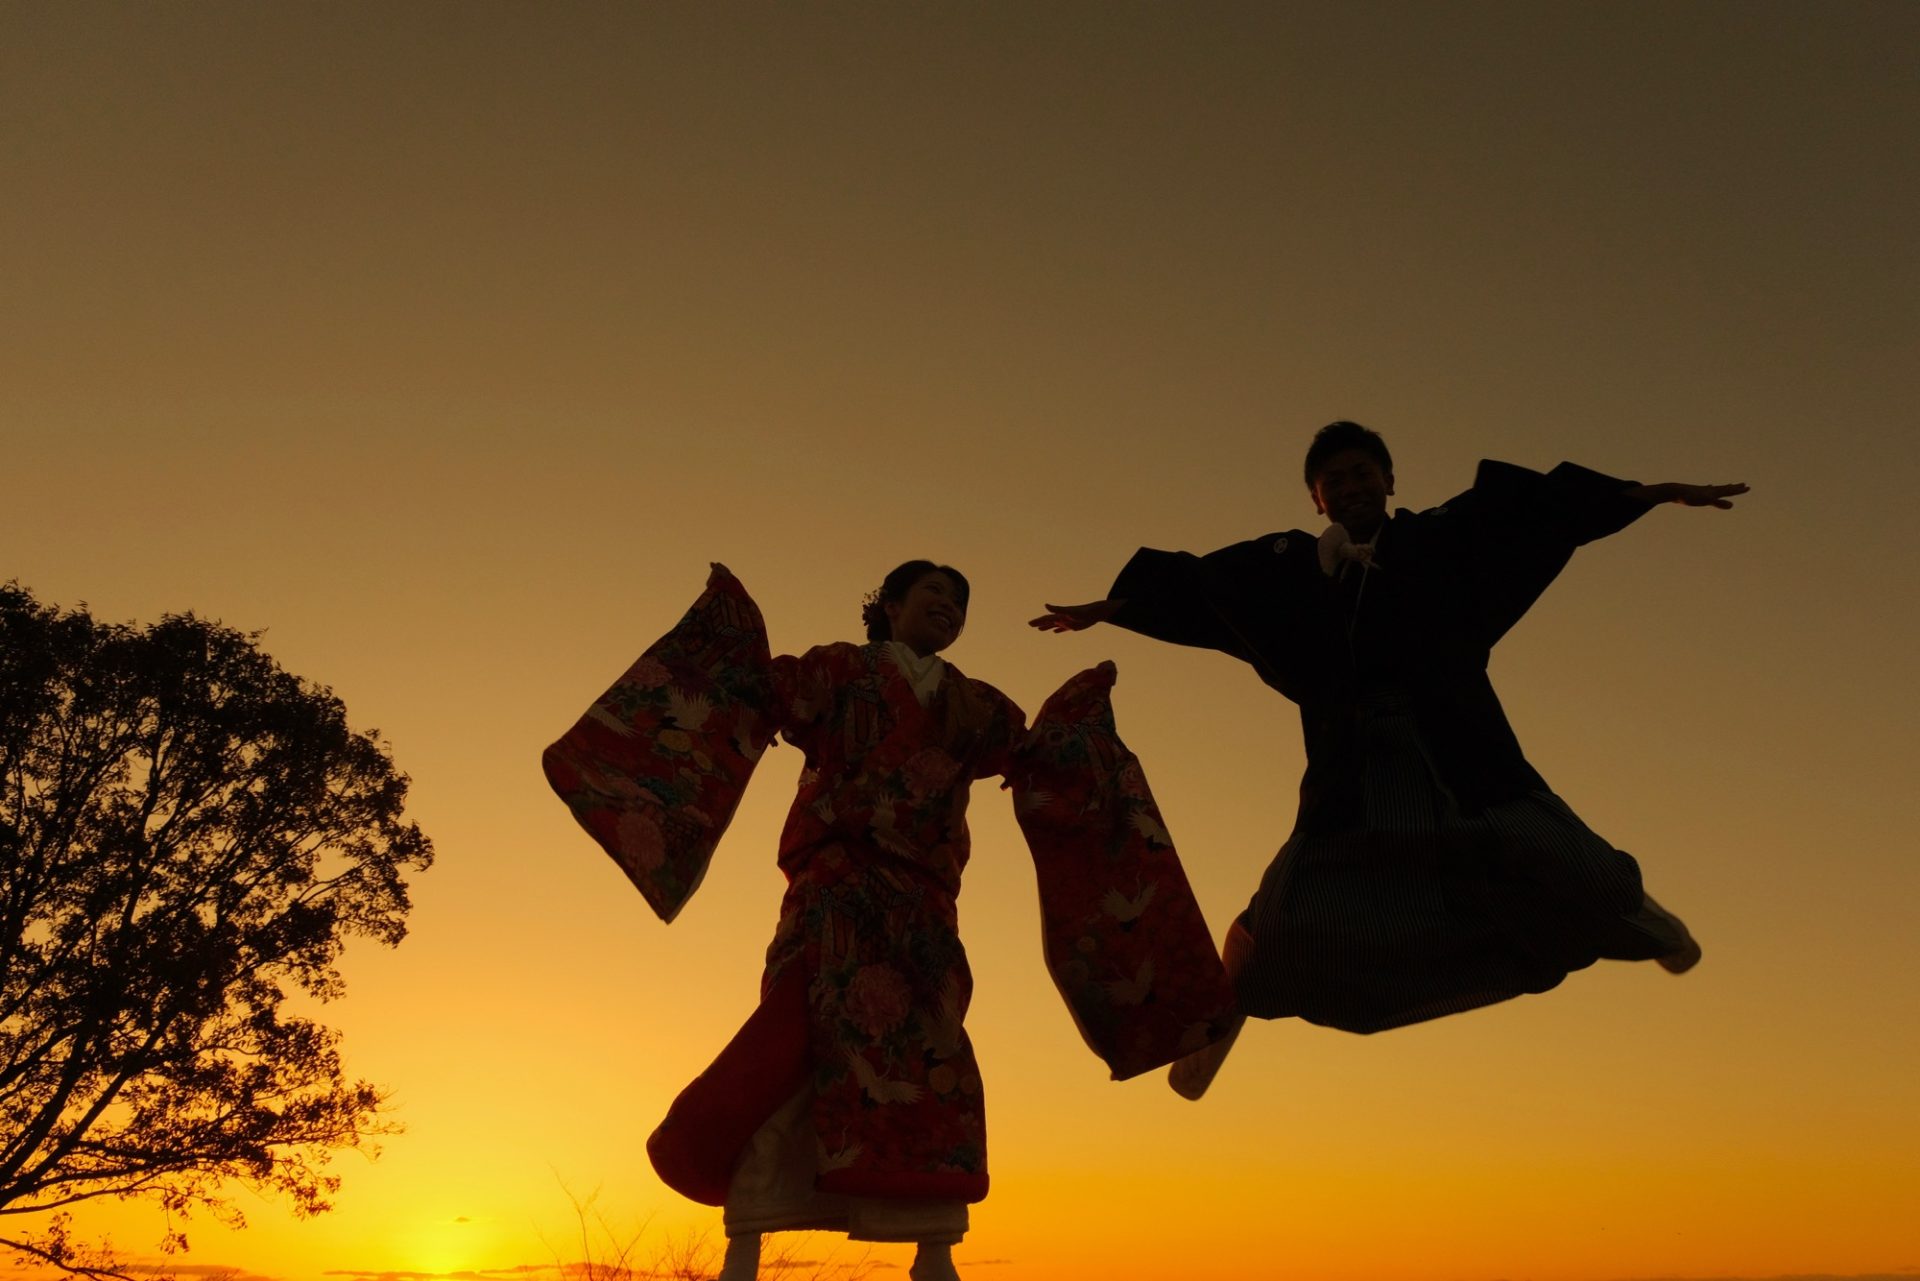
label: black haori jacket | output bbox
[1108,460,1651,836]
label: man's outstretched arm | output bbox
[1029,599,1125,633]
[1621,481,1751,509]
[1031,536,1295,654]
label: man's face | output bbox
[1310,447,1394,532]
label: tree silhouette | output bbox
[0,584,433,1276]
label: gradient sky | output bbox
[4,3,1917,1279]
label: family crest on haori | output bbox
[544,561,1233,1281]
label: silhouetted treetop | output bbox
[0,583,433,1274]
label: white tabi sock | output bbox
[1642,894,1703,974]
[908,1241,962,1281]
[1168,1012,1246,1101]
[717,1233,761,1281]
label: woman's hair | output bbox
[1303,420,1393,490]
[862,561,970,642]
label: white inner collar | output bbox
[885,641,947,706]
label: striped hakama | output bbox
[1234,690,1683,1033]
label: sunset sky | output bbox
[4,3,1917,1279]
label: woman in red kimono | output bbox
[544,561,1233,1281]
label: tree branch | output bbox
[0,1233,143,1281]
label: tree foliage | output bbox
[0,584,433,1268]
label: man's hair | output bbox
[1303,420,1393,490]
[861,561,970,642]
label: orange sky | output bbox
[4,3,1918,1280]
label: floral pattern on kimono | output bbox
[1011,662,1237,1079]
[545,566,1232,1209]
[541,565,773,922]
[760,640,1021,1202]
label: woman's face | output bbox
[885,571,967,657]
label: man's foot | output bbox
[1643,895,1702,974]
[1658,934,1703,974]
[1168,1013,1245,1101]
[909,1242,962,1281]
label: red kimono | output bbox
[543,566,1231,1211]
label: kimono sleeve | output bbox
[542,564,776,923]
[765,643,853,754]
[1458,459,1649,547]
[1108,543,1256,656]
[1010,662,1237,1080]
[968,679,1030,782]
[1108,534,1323,700]
[1434,459,1653,647]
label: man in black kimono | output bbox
[1032,421,1746,1097]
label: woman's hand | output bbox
[1029,599,1124,632]
[1624,482,1751,509]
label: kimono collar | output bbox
[885,641,948,706]
[1317,521,1384,578]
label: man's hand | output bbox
[1624,482,1751,509]
[1029,599,1124,632]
